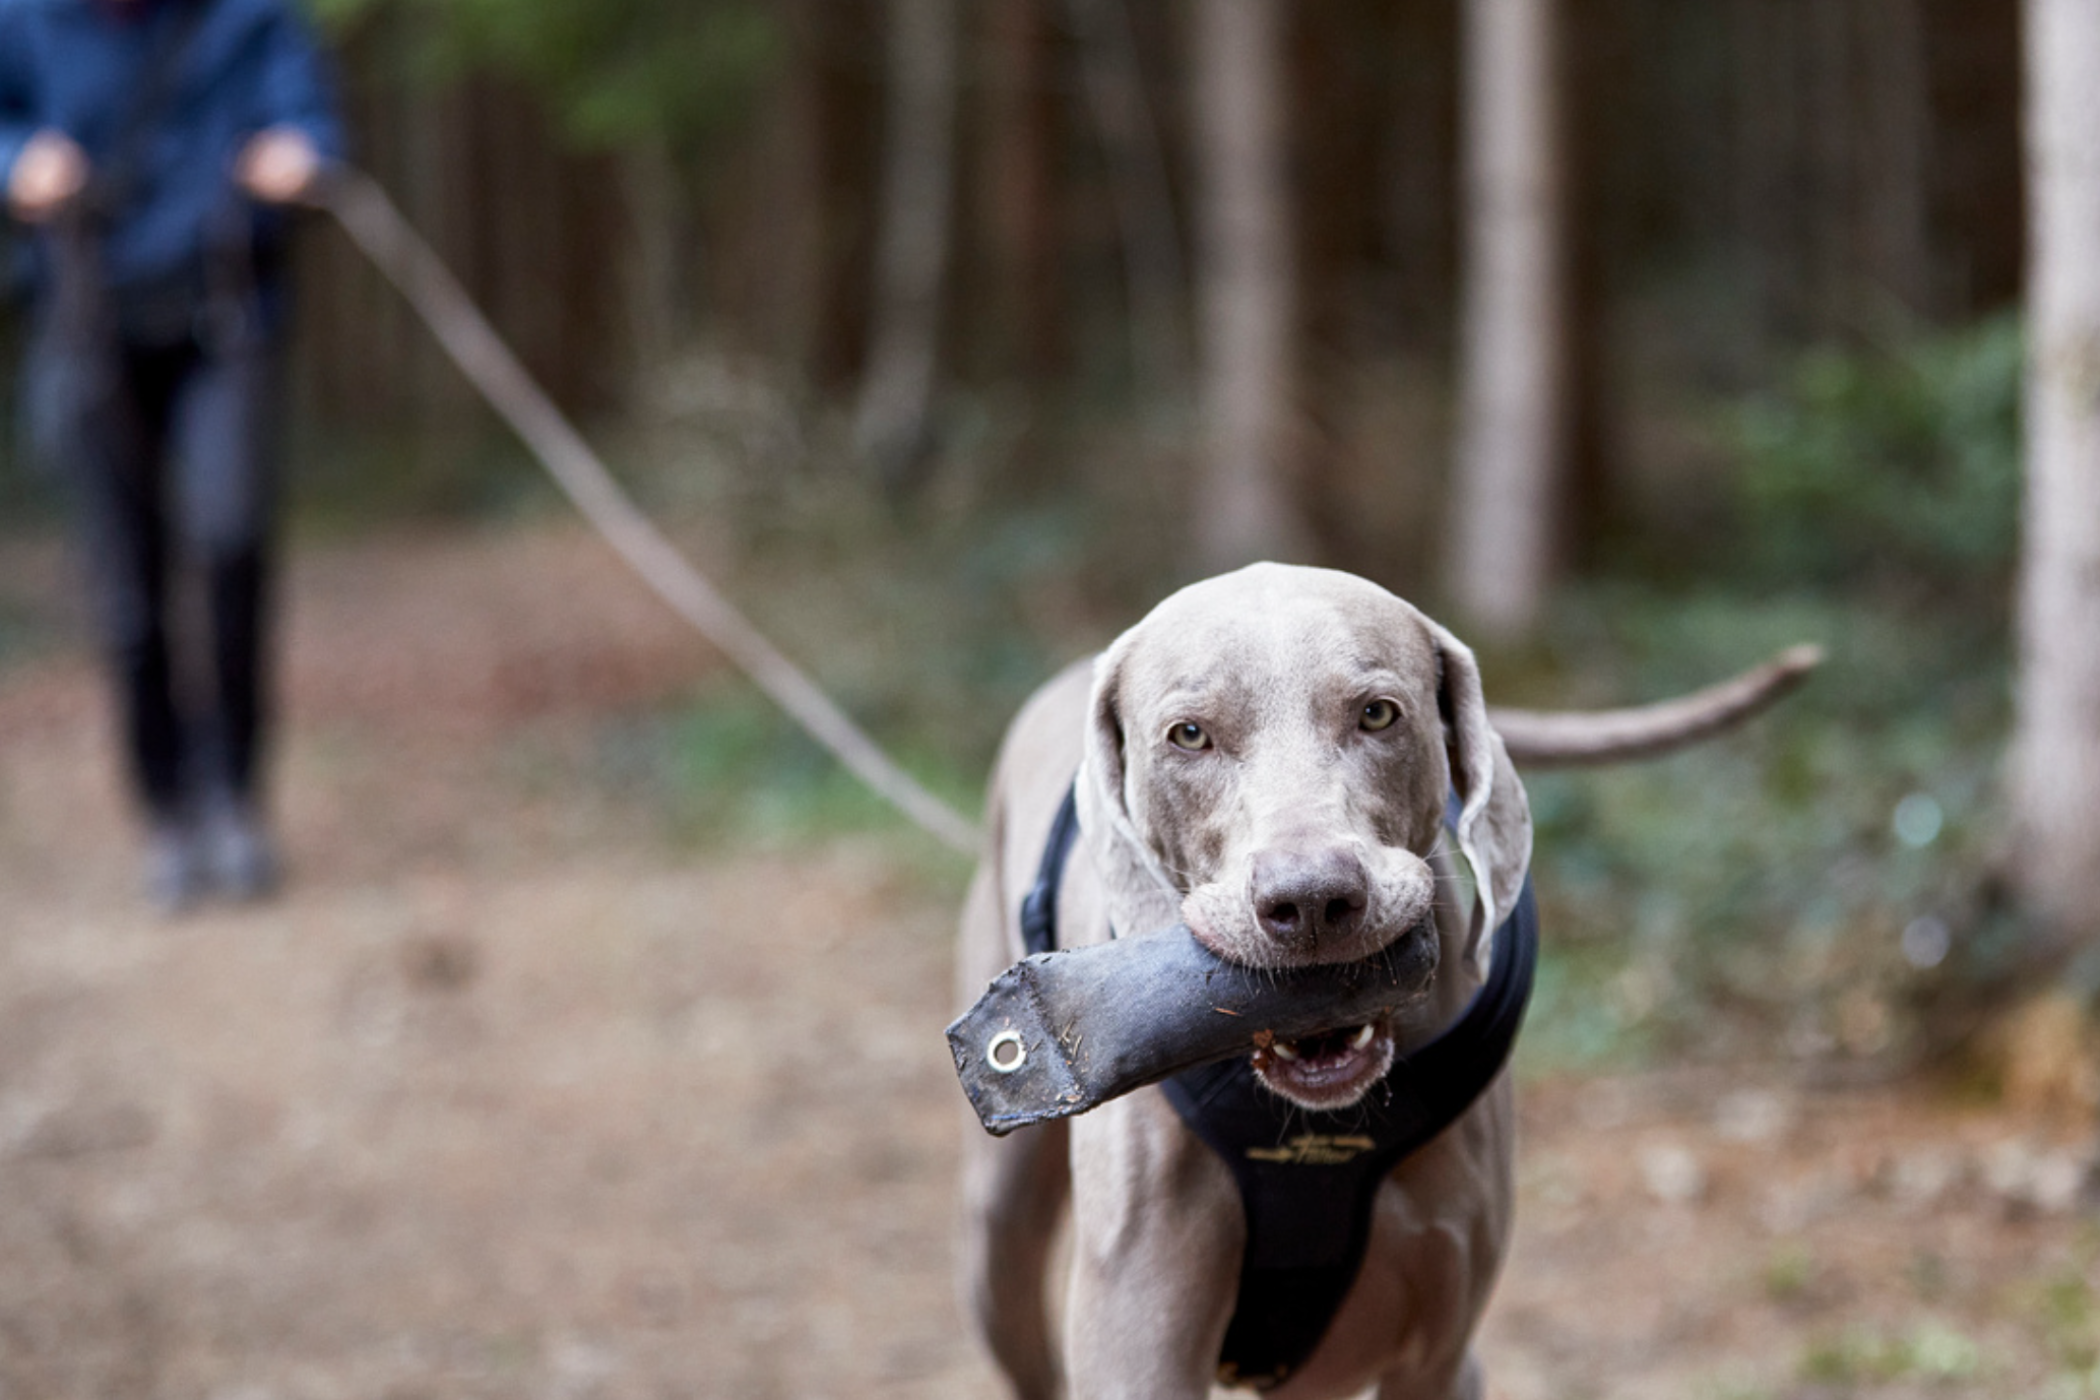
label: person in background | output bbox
[1,0,345,912]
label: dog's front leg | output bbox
[1061,1096,1242,1400]
[959,1117,1070,1400]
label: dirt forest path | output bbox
[0,520,2092,1400]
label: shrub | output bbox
[1734,314,2022,595]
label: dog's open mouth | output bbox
[1250,1017,1396,1110]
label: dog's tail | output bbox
[1489,644,1823,767]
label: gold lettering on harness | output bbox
[1244,1133,1378,1166]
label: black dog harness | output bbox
[1020,785,1538,1392]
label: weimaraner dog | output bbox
[954,562,1814,1400]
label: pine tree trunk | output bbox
[1448,0,1566,640]
[981,0,1067,387]
[798,0,881,394]
[1191,0,1309,570]
[2014,0,2100,942]
[1731,0,1796,344]
[1860,0,1933,320]
[620,139,688,398]
[1070,0,1188,403]
[853,0,961,493]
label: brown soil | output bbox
[0,521,2090,1399]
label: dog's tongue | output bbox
[945,925,1435,1136]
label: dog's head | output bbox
[1075,563,1532,1109]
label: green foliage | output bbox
[594,687,977,892]
[1504,316,2034,1072]
[1799,1320,1985,1387]
[1762,1241,1816,1304]
[1511,580,2012,1068]
[290,421,563,532]
[308,0,783,152]
[1513,936,1661,1076]
[642,692,941,840]
[1733,315,2022,592]
[2028,1251,2100,1379]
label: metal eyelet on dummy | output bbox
[986,1030,1028,1074]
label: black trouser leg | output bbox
[45,316,281,824]
[169,337,279,807]
[202,544,268,802]
[118,611,186,818]
[59,341,188,821]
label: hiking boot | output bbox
[199,795,280,902]
[143,820,204,917]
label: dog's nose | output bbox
[1249,847,1370,952]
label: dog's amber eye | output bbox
[1360,699,1400,732]
[1167,721,1212,751]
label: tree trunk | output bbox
[796,0,882,394]
[620,138,689,398]
[981,0,1068,388]
[1557,0,1611,568]
[1925,0,2024,319]
[852,0,961,493]
[1731,0,1796,346]
[2013,0,2100,942]
[1070,0,1189,404]
[1860,0,1934,320]
[1805,0,1851,336]
[1383,0,1461,352]
[400,76,483,455]
[1191,0,1309,570]
[1448,0,1567,640]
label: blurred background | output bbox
[2,1,2097,1397]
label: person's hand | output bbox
[235,126,322,205]
[7,129,90,223]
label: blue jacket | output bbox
[0,0,344,301]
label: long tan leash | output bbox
[317,166,982,855]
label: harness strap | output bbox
[1018,781,1080,957]
[1018,778,1538,1392]
[1164,881,1536,1390]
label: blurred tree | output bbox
[1191,0,1310,569]
[1069,0,1189,406]
[306,0,780,153]
[976,0,1069,390]
[2013,0,2100,945]
[1289,0,1412,571]
[305,0,781,401]
[1860,0,1933,318]
[259,0,2034,575]
[292,29,629,458]
[787,0,882,393]
[1448,0,1569,639]
[852,0,961,494]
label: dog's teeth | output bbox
[1271,1040,1301,1061]
[1350,1024,1375,1049]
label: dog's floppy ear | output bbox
[1429,621,1534,976]
[1074,638,1186,937]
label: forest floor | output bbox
[0,519,2094,1400]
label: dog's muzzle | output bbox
[947,921,1437,1136]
